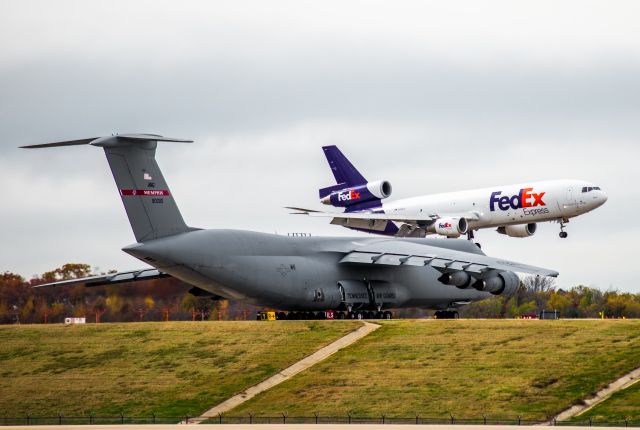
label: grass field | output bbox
[578,381,640,421]
[228,320,640,420]
[0,321,361,417]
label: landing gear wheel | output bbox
[434,310,459,319]
[383,311,392,320]
[559,218,568,238]
[337,311,346,320]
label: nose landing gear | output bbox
[559,219,569,238]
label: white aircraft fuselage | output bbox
[380,179,607,232]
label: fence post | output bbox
[219,412,223,424]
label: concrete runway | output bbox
[0,425,633,430]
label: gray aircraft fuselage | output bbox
[124,229,491,311]
[24,134,555,313]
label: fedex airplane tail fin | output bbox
[319,145,368,199]
[22,134,196,243]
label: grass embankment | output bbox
[578,381,640,421]
[229,320,640,420]
[0,321,360,417]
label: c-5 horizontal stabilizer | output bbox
[20,134,193,149]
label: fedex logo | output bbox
[438,222,452,229]
[489,188,546,211]
[337,190,361,202]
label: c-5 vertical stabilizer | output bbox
[21,134,197,243]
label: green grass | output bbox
[0,321,360,417]
[228,320,640,420]
[577,381,640,421]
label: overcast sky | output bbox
[1,0,639,292]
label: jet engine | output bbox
[427,217,468,237]
[437,271,471,288]
[366,180,393,199]
[320,180,392,207]
[472,271,519,296]
[497,223,537,238]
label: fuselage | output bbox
[123,229,492,311]
[380,179,607,231]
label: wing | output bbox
[33,268,170,288]
[287,207,480,223]
[339,240,558,277]
[286,207,480,234]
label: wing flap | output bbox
[339,240,558,277]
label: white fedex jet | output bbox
[289,146,607,241]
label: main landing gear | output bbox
[434,310,459,319]
[559,219,569,238]
[262,310,394,320]
[467,230,481,249]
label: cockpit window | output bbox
[593,186,601,190]
[582,186,600,193]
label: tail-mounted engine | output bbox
[320,180,392,208]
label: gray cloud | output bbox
[1,0,639,291]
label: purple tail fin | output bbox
[322,145,367,187]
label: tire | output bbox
[383,311,392,320]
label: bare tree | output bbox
[522,275,557,293]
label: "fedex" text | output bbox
[489,188,546,212]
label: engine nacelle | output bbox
[366,180,392,199]
[428,217,468,238]
[472,271,520,296]
[320,180,392,208]
[497,223,537,238]
[438,271,471,288]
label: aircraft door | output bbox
[337,280,372,311]
[564,187,578,215]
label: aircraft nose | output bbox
[597,190,608,206]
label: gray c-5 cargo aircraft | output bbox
[25,134,558,319]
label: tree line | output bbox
[1,263,639,323]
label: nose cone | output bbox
[598,190,608,206]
